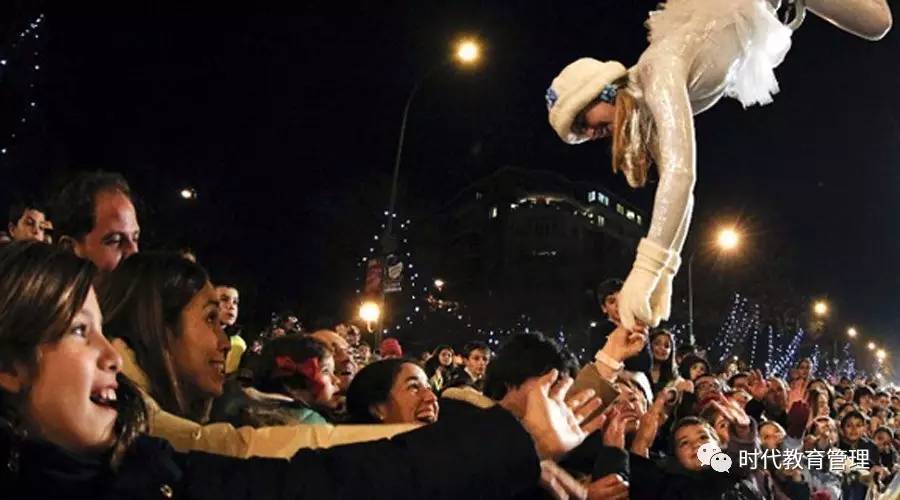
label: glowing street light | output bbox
[847,327,858,338]
[868,342,877,351]
[433,278,445,290]
[180,188,197,200]
[717,228,740,251]
[813,301,828,317]
[877,349,887,362]
[358,301,381,332]
[456,39,480,63]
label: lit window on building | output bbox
[616,204,625,215]
[626,210,635,221]
[476,192,483,200]
[489,206,498,219]
[636,215,642,225]
[597,216,605,226]
[599,193,610,206]
[588,191,597,202]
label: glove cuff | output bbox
[666,253,682,275]
[634,238,673,275]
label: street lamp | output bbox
[847,327,858,338]
[180,188,197,200]
[813,301,828,316]
[433,278,445,290]
[383,37,482,253]
[877,349,887,362]
[358,301,381,332]
[868,342,877,351]
[717,228,740,251]
[456,39,480,63]
[688,226,742,345]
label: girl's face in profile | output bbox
[1,288,123,455]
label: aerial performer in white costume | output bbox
[546,0,892,332]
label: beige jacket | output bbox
[112,338,418,458]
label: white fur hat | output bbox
[546,58,628,144]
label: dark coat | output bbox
[3,406,539,500]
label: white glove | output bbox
[649,252,681,326]
[617,238,673,330]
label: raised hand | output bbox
[787,379,808,408]
[566,388,605,435]
[540,460,588,500]
[602,407,628,450]
[631,390,670,458]
[518,370,589,460]
[748,370,769,401]
[587,474,629,500]
[602,324,649,364]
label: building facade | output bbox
[436,166,647,352]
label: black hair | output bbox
[462,340,490,358]
[841,410,868,429]
[483,333,579,400]
[595,278,623,305]
[727,372,751,388]
[51,171,132,242]
[678,355,710,381]
[649,329,676,387]
[423,344,452,378]
[670,416,717,454]
[345,358,412,423]
[854,385,875,405]
[874,426,894,440]
[7,199,45,226]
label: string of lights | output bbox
[0,13,45,160]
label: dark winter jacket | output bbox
[2,406,540,500]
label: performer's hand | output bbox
[617,271,655,330]
[649,253,681,325]
[618,239,671,329]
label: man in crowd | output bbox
[6,200,52,244]
[447,341,491,393]
[52,171,140,278]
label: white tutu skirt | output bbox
[646,0,793,107]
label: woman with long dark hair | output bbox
[99,252,418,457]
[346,359,439,425]
[423,344,454,392]
[648,329,677,395]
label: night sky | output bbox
[2,2,898,361]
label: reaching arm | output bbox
[639,60,696,251]
[804,0,892,40]
[614,56,694,329]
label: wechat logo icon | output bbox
[697,442,732,473]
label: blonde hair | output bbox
[611,82,656,188]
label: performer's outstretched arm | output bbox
[805,0,892,40]
[639,61,696,251]
[614,58,695,329]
